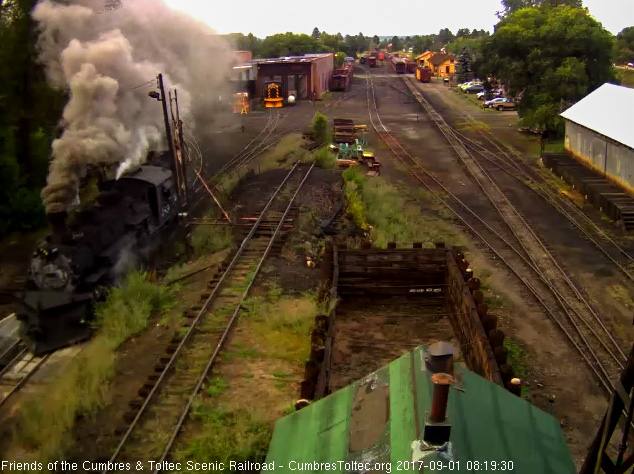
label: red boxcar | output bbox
[405,60,417,74]
[368,56,377,67]
[415,66,432,83]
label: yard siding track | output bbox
[399,78,625,369]
[0,342,50,408]
[451,120,634,282]
[103,162,315,472]
[190,110,294,209]
[361,65,624,394]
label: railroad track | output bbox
[362,65,625,393]
[322,86,369,110]
[103,162,315,473]
[0,341,50,408]
[450,116,634,282]
[190,109,292,208]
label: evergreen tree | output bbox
[390,35,401,51]
[456,48,472,83]
[312,27,320,40]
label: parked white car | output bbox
[459,80,483,91]
[484,97,509,108]
[484,97,516,110]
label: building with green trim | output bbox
[265,345,576,473]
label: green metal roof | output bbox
[265,345,576,474]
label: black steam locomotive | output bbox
[15,163,180,355]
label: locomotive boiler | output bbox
[15,163,180,355]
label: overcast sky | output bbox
[164,0,633,38]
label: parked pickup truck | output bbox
[484,97,516,110]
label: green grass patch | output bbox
[9,271,176,464]
[313,146,337,169]
[224,342,262,360]
[543,140,565,153]
[174,292,318,467]
[259,133,308,170]
[342,166,463,248]
[175,407,271,470]
[189,225,232,258]
[165,250,229,285]
[504,338,528,379]
[618,68,634,89]
[207,378,229,397]
[503,338,530,397]
[267,282,283,302]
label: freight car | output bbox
[415,66,432,83]
[15,162,181,355]
[390,56,406,74]
[329,69,350,91]
[368,56,377,68]
[405,60,417,74]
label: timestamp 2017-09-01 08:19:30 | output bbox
[396,460,515,471]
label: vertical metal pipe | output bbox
[430,373,453,423]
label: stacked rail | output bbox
[332,118,367,144]
[103,163,314,472]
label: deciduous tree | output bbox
[615,26,634,64]
[482,5,616,132]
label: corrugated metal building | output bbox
[255,53,334,101]
[265,344,576,474]
[561,83,634,194]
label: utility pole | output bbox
[156,73,180,196]
[168,90,183,198]
[174,89,189,202]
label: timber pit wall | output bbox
[298,242,522,403]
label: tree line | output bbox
[226,29,491,62]
[0,0,633,238]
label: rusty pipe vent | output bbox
[427,341,455,375]
[430,373,453,423]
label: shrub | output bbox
[190,225,233,257]
[311,113,328,144]
[313,146,337,169]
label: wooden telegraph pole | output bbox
[155,73,180,195]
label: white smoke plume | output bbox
[34,0,235,214]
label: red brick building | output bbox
[255,53,334,101]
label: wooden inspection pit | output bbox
[303,243,503,401]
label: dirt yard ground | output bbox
[329,297,461,392]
